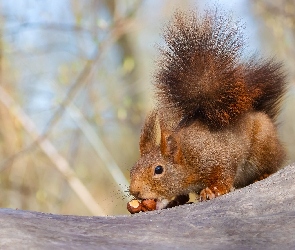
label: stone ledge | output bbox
[0,163,295,250]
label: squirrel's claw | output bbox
[199,186,229,201]
[199,187,216,201]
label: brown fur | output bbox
[154,10,286,129]
[129,10,287,206]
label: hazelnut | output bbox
[141,199,157,211]
[127,199,142,214]
[127,199,157,214]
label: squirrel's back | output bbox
[155,10,286,129]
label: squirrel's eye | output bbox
[154,165,163,175]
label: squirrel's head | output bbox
[129,111,198,209]
[130,145,185,200]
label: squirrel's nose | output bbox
[131,191,141,199]
[129,185,141,198]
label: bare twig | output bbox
[2,22,96,36]
[0,12,136,170]
[67,103,130,201]
[0,86,105,216]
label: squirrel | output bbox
[129,10,287,210]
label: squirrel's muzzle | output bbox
[129,181,141,199]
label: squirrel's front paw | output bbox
[199,187,215,201]
[199,186,227,201]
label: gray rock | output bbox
[1,163,295,250]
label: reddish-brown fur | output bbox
[129,10,286,208]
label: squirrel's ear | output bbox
[139,109,159,155]
[160,124,182,164]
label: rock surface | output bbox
[1,163,295,250]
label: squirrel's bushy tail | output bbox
[154,10,286,129]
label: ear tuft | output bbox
[139,110,159,155]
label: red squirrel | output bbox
[129,10,286,210]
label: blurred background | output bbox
[0,0,294,216]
